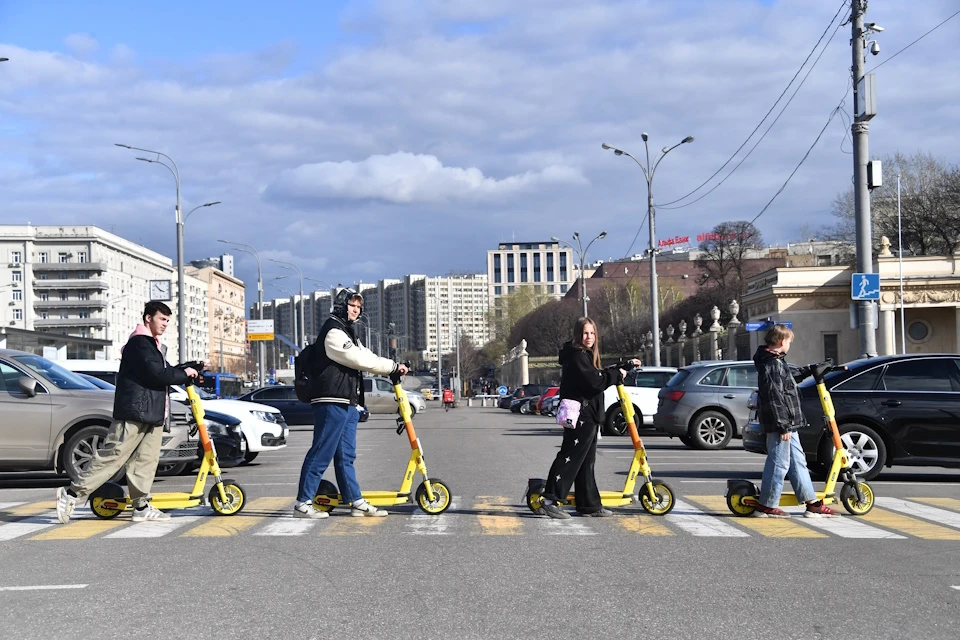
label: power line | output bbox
[621,210,649,258]
[659,13,845,211]
[655,0,848,208]
[866,8,960,76]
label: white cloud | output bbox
[64,33,99,57]
[263,152,589,205]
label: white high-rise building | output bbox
[486,240,576,306]
[0,224,208,362]
[413,274,490,361]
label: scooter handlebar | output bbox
[389,362,411,385]
[181,361,206,387]
[809,359,847,383]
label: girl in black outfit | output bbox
[538,317,637,519]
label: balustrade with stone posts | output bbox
[639,300,749,366]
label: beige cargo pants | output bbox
[70,420,164,508]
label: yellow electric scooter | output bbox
[88,366,247,518]
[525,365,676,515]
[312,368,452,515]
[726,360,875,516]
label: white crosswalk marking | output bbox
[0,514,58,541]
[255,516,322,536]
[801,516,905,539]
[538,519,597,535]
[665,499,749,537]
[405,495,460,535]
[0,502,27,510]
[875,498,960,529]
[104,515,202,538]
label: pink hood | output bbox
[123,324,161,352]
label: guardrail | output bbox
[465,394,503,407]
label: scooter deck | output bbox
[747,491,835,508]
[150,493,204,510]
[563,491,634,508]
[316,491,412,508]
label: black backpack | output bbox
[294,343,317,403]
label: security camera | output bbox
[870,40,880,55]
[865,22,884,32]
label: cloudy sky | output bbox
[2,0,958,304]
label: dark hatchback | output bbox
[238,385,368,425]
[743,354,960,480]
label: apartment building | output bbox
[486,241,576,307]
[187,265,246,375]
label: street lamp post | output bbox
[219,240,264,386]
[551,232,606,317]
[270,260,305,349]
[602,134,694,366]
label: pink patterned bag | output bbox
[555,399,581,429]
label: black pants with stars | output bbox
[542,417,602,513]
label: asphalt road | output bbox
[1,405,958,640]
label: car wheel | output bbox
[819,423,886,481]
[678,435,695,448]
[604,406,634,437]
[156,462,189,476]
[243,451,259,464]
[410,404,418,417]
[519,402,531,415]
[63,425,124,484]
[688,411,734,450]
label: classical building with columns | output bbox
[742,236,960,366]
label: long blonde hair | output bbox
[572,317,601,369]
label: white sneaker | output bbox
[293,501,329,519]
[351,500,387,517]
[56,487,77,524]
[132,504,171,522]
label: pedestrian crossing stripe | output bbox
[1,496,959,541]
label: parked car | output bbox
[510,395,539,414]
[654,361,763,450]
[743,354,960,480]
[363,377,426,415]
[169,384,287,464]
[156,408,245,475]
[540,393,561,417]
[239,385,312,425]
[498,389,521,409]
[535,387,560,414]
[601,367,676,436]
[0,349,198,482]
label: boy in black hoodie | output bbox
[753,324,838,518]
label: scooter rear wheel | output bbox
[726,492,756,517]
[209,481,245,516]
[416,478,452,514]
[840,481,874,515]
[90,482,126,519]
[639,482,675,515]
[525,481,546,513]
[312,480,339,512]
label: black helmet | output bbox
[332,287,363,322]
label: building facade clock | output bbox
[148,279,172,301]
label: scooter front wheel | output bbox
[416,478,451,514]
[840,481,874,515]
[312,479,339,512]
[525,481,546,513]
[90,482,126,519]
[726,492,756,517]
[639,482,675,515]
[209,481,245,516]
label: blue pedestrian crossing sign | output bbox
[852,273,880,300]
[497,385,508,396]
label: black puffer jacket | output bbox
[753,346,808,434]
[113,335,190,426]
[557,341,621,427]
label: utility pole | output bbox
[851,0,878,358]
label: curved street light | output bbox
[601,134,693,366]
[185,201,221,224]
[551,231,607,317]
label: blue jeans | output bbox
[759,431,817,508]
[296,403,362,504]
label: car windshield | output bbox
[79,374,115,390]
[14,354,99,390]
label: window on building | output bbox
[12,271,22,282]
[39,274,47,280]
[507,254,515,283]
[559,253,568,281]
[11,251,21,264]
[533,254,541,282]
[546,253,554,281]
[39,293,48,301]
[60,311,68,319]
[823,333,839,364]
[12,289,22,301]
[816,254,832,266]
[78,251,87,263]
[78,311,90,319]
[508,286,515,293]
[13,309,22,321]
[559,284,568,293]
[493,254,501,284]
[38,252,48,263]
[59,252,69,263]
[40,312,48,319]
[494,286,502,295]
[59,292,68,301]
[520,253,528,283]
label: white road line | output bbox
[104,515,202,538]
[951,586,959,591]
[0,584,88,591]
[0,502,27,510]
[405,496,460,535]
[255,516,321,536]
[801,517,905,539]
[875,498,960,529]
[0,514,59,541]
[665,499,749,537]
[538,519,597,536]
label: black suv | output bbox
[743,354,960,480]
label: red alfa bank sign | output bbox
[658,231,752,249]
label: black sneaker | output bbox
[579,508,614,517]
[540,503,571,519]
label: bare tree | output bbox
[508,299,581,357]
[694,220,765,301]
